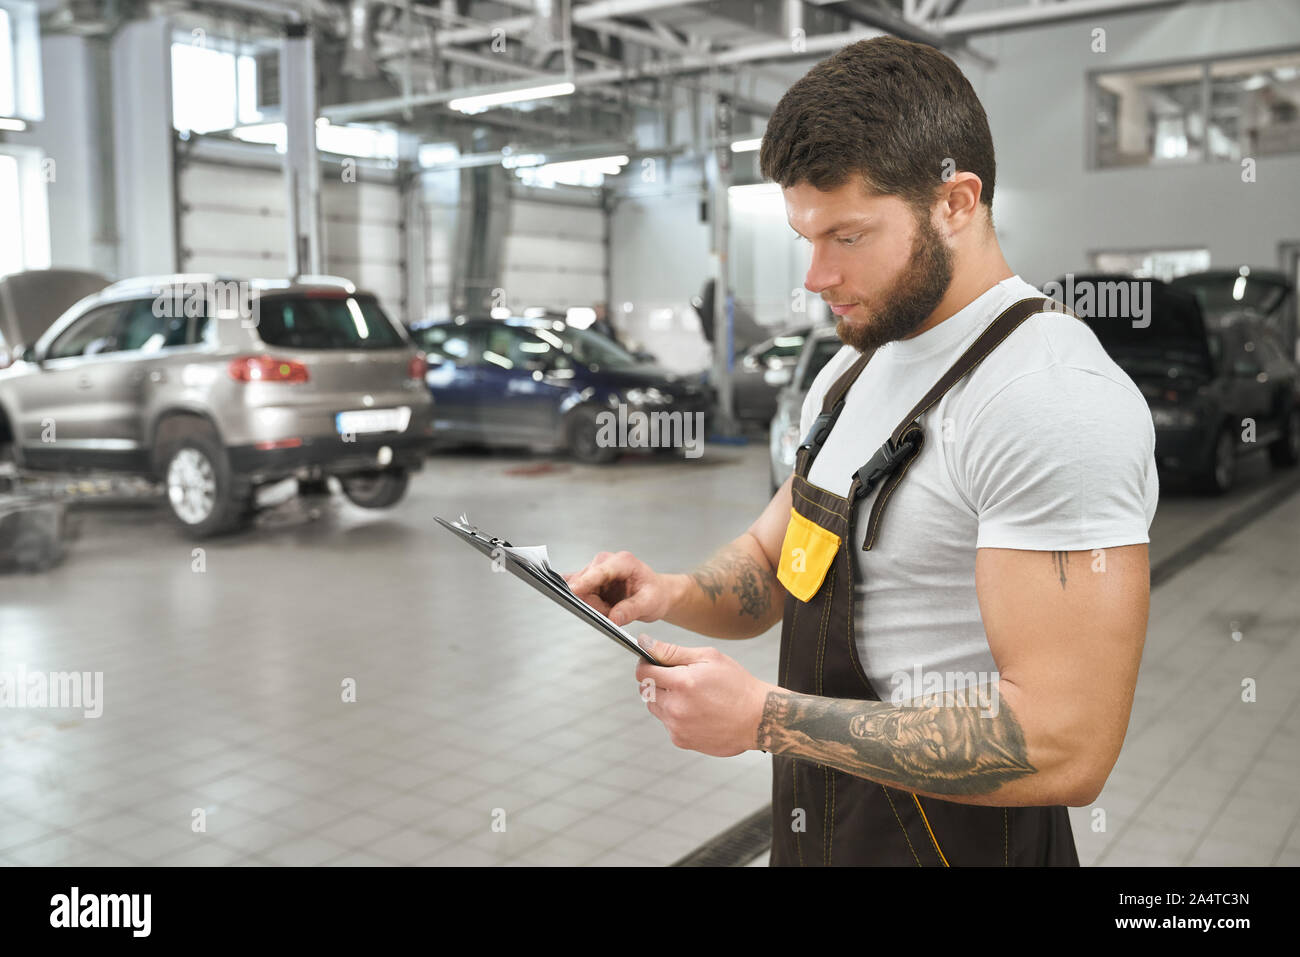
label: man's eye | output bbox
[838,234,861,246]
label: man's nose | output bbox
[804,246,841,296]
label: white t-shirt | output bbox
[798,274,1158,698]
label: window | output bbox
[415,324,481,364]
[1093,50,1300,168]
[171,39,263,133]
[1209,53,1300,160]
[1091,248,1211,281]
[47,305,124,359]
[0,6,14,118]
[484,326,550,370]
[117,299,201,353]
[0,152,21,275]
[254,295,404,350]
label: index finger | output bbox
[567,552,637,594]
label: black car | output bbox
[1048,274,1300,493]
[409,315,713,464]
[1171,268,1296,351]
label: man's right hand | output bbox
[566,475,794,640]
[564,551,682,626]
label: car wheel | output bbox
[1200,426,1237,495]
[566,407,619,465]
[1268,406,1300,467]
[339,468,409,508]
[160,427,251,538]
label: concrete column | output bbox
[281,22,321,277]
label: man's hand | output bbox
[565,551,681,626]
[633,637,779,757]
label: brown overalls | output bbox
[770,296,1081,867]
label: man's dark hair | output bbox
[760,36,996,222]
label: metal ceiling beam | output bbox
[934,0,1185,36]
[331,24,883,122]
[375,0,707,59]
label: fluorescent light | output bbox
[730,138,762,152]
[490,306,512,319]
[449,81,575,115]
[419,143,459,167]
[728,182,782,199]
[0,118,25,131]
[516,154,628,188]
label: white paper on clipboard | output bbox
[434,515,665,665]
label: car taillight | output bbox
[408,353,427,380]
[228,355,310,383]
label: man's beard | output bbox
[833,209,954,354]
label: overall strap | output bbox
[850,296,1079,549]
[794,348,874,475]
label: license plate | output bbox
[335,407,410,435]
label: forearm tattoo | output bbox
[690,547,777,620]
[756,689,1037,796]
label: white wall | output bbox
[961,0,1300,283]
[111,16,176,277]
[5,33,111,273]
[609,0,1300,362]
[608,165,713,373]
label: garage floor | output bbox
[0,443,1296,866]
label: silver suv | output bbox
[0,275,433,538]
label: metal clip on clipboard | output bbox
[434,514,665,665]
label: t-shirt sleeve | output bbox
[958,365,1157,551]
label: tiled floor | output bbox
[0,443,1296,866]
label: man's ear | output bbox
[940,172,984,233]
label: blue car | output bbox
[408,315,713,463]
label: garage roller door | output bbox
[177,150,407,321]
[501,186,606,313]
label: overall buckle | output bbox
[798,410,838,455]
[852,432,919,499]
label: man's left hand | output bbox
[634,636,779,757]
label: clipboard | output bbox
[434,514,665,665]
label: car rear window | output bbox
[255,294,405,350]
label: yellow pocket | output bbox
[776,508,841,603]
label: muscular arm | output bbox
[755,544,1149,807]
[661,476,795,639]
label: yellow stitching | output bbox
[826,354,872,408]
[793,760,804,867]
[823,767,830,865]
[912,794,950,867]
[865,448,921,549]
[828,772,837,866]
[793,485,848,516]
[900,298,1046,436]
[815,565,835,695]
[880,786,922,866]
[782,592,800,687]
[844,548,876,695]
